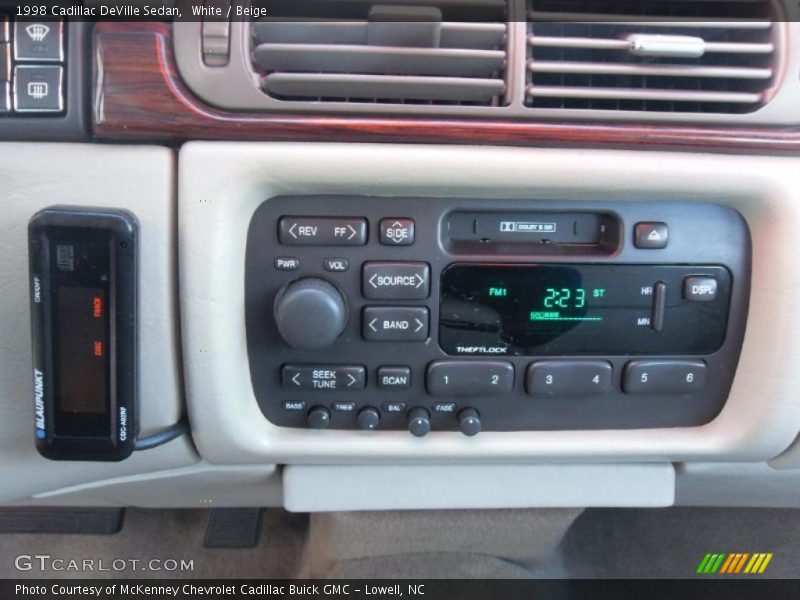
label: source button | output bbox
[362,262,430,300]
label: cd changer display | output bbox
[444,211,621,256]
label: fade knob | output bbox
[408,407,431,438]
[458,408,482,437]
[274,277,347,350]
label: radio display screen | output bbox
[439,264,731,356]
[51,239,112,437]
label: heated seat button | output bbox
[377,366,412,390]
[362,262,430,300]
[623,360,706,394]
[279,216,367,246]
[526,361,612,397]
[426,360,514,397]
[282,364,366,391]
[363,307,428,341]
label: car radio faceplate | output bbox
[245,197,750,435]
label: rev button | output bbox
[363,307,429,342]
[362,262,430,300]
[281,364,366,391]
[279,216,367,246]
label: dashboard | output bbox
[1,2,800,514]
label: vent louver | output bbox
[250,0,508,105]
[526,0,778,114]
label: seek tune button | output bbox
[282,364,366,391]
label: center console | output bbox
[245,197,750,436]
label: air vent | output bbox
[526,0,778,114]
[250,0,509,106]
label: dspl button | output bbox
[684,276,717,302]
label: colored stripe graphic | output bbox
[745,554,761,574]
[734,553,750,573]
[719,554,736,574]
[697,554,713,574]
[759,553,774,574]
[699,553,727,574]
[719,553,739,573]
[700,552,774,575]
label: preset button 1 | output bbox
[282,364,366,391]
[426,360,514,397]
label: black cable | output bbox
[133,416,189,451]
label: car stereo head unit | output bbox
[29,206,138,461]
[244,196,750,436]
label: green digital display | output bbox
[440,264,731,356]
[534,287,606,322]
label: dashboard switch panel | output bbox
[245,197,750,433]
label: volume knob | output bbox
[274,277,347,350]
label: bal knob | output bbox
[274,277,347,350]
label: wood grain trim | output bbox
[93,22,800,153]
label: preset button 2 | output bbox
[362,262,430,300]
[363,307,429,341]
[281,364,366,391]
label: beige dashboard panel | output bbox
[0,144,197,503]
[178,142,800,465]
